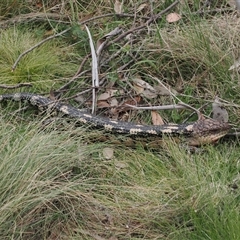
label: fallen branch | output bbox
[125,104,186,110]
[85,25,99,114]
[0,83,32,89]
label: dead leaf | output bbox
[166,13,181,23]
[98,90,118,101]
[108,89,118,96]
[103,147,114,160]
[96,27,122,55]
[36,2,43,8]
[118,96,141,113]
[151,111,164,125]
[155,85,177,96]
[97,101,110,108]
[132,76,158,98]
[137,3,148,13]
[132,76,155,91]
[133,83,144,95]
[74,95,85,103]
[103,27,122,39]
[122,96,141,107]
[212,97,229,123]
[115,161,127,169]
[229,56,240,70]
[44,30,54,37]
[110,98,118,107]
[109,108,119,120]
[49,89,56,101]
[98,92,111,101]
[114,0,123,14]
[141,89,158,99]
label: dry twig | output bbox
[0,83,32,89]
[125,104,186,110]
[85,25,99,114]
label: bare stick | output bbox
[0,83,32,89]
[125,104,187,110]
[85,25,99,114]
[226,131,240,137]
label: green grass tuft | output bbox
[0,28,77,91]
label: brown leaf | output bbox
[49,89,56,101]
[109,97,118,107]
[103,147,114,160]
[97,101,110,108]
[132,76,155,91]
[132,76,157,98]
[98,89,118,101]
[132,78,144,94]
[229,56,240,70]
[141,89,158,99]
[115,161,127,169]
[118,96,141,113]
[96,27,122,54]
[114,0,123,14]
[44,30,54,37]
[98,92,111,101]
[166,13,181,23]
[151,111,164,125]
[74,95,85,104]
[109,108,119,120]
[123,96,141,106]
[137,3,148,13]
[212,97,229,123]
[36,2,43,8]
[155,85,177,96]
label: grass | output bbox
[0,117,239,239]
[0,28,78,91]
[0,0,240,239]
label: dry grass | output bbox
[0,117,239,239]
